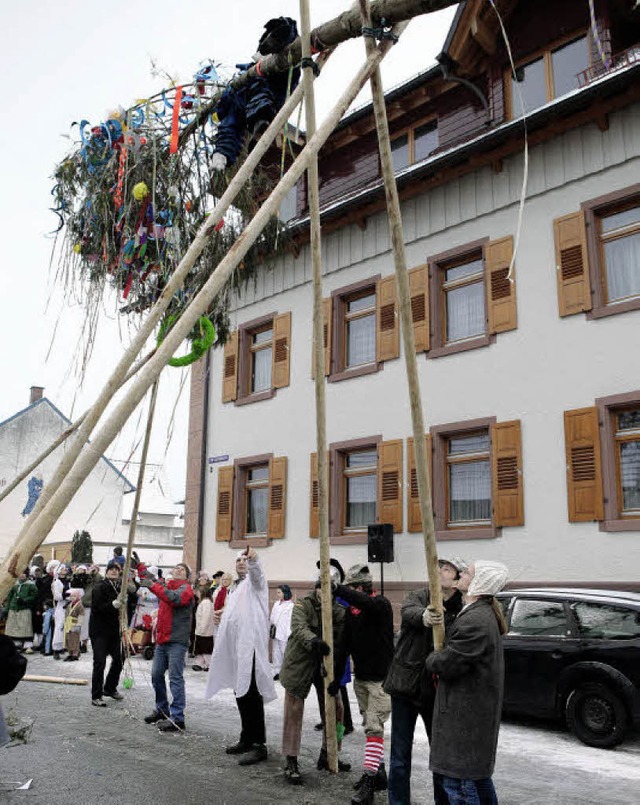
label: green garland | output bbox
[157,315,216,367]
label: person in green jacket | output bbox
[279,573,349,785]
[3,570,38,651]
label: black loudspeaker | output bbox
[368,523,394,563]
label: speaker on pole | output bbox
[367,523,394,563]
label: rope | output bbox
[361,18,399,43]
[488,0,529,282]
[300,56,320,76]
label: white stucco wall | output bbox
[200,103,640,585]
[0,400,131,562]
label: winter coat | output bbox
[426,599,504,780]
[384,588,463,705]
[279,591,345,700]
[195,597,215,638]
[205,554,275,702]
[89,578,121,639]
[36,574,54,609]
[82,572,103,607]
[334,585,394,682]
[148,579,194,645]
[270,599,294,642]
[5,580,38,612]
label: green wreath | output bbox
[157,314,216,367]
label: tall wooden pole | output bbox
[300,0,338,773]
[0,22,407,599]
[359,0,444,647]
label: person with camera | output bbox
[89,560,125,706]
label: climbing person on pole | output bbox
[384,558,466,805]
[426,560,509,804]
[205,547,274,765]
[334,563,394,805]
[279,563,350,785]
[89,560,125,706]
[138,558,195,732]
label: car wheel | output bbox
[565,682,628,748]
[143,646,154,661]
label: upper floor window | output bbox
[441,253,486,344]
[344,290,377,368]
[249,324,273,393]
[446,431,492,527]
[391,119,438,172]
[508,34,589,117]
[598,203,640,304]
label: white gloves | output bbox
[211,152,227,172]
[422,606,443,628]
[112,599,123,609]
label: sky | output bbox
[0,0,458,503]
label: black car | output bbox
[496,588,640,748]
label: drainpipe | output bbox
[436,52,492,125]
[195,348,211,572]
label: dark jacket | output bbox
[425,599,504,780]
[36,574,54,609]
[149,580,194,645]
[384,588,463,704]
[334,585,394,683]
[89,578,121,639]
[280,591,345,700]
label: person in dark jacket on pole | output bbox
[384,558,465,805]
[90,560,125,707]
[334,563,394,805]
[140,561,195,732]
[426,560,509,805]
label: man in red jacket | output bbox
[139,562,195,732]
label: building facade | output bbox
[185,0,640,596]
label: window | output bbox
[508,599,569,637]
[508,34,589,117]
[429,417,524,540]
[278,185,298,223]
[215,454,288,547]
[428,237,517,358]
[391,119,438,171]
[446,431,492,527]
[244,465,269,535]
[597,202,640,305]
[324,276,398,383]
[310,437,403,544]
[614,408,640,517]
[222,312,291,404]
[572,602,640,640]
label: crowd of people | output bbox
[1,546,509,805]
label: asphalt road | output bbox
[1,652,639,804]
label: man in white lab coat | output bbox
[205,547,275,765]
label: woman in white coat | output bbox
[51,564,70,659]
[270,584,294,680]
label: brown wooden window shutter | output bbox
[377,439,403,533]
[216,466,234,541]
[222,331,239,403]
[272,312,291,389]
[491,420,524,527]
[407,435,433,533]
[376,276,400,362]
[409,265,429,352]
[553,211,592,316]
[267,456,287,539]
[309,452,319,537]
[564,407,604,522]
[485,236,517,334]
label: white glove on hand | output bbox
[112,599,123,609]
[211,152,227,172]
[422,605,443,628]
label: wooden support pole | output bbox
[299,0,338,774]
[0,22,406,600]
[359,0,444,647]
[0,349,156,508]
[22,675,88,685]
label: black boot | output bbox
[317,748,351,772]
[375,762,388,791]
[284,756,303,785]
[351,773,376,805]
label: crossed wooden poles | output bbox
[0,0,451,773]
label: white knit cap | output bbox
[467,560,509,597]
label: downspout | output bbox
[436,52,492,125]
[195,347,211,572]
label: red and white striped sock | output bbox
[363,735,384,773]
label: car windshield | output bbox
[571,602,640,640]
[508,599,568,636]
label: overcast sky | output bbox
[0,0,457,503]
